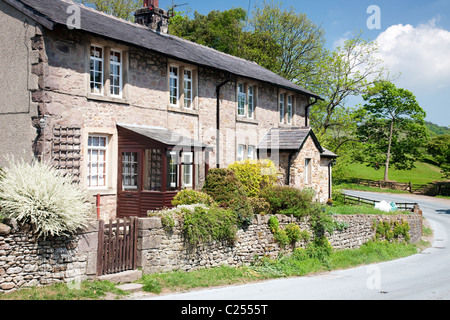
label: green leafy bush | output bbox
[202,169,253,226]
[183,206,238,246]
[228,160,278,197]
[268,215,280,234]
[172,189,214,206]
[0,159,91,238]
[305,236,333,260]
[285,223,302,243]
[248,197,270,216]
[273,229,290,248]
[372,219,411,243]
[260,186,315,217]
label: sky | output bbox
[163,0,450,127]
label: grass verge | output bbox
[0,280,129,300]
[137,240,426,295]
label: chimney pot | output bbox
[135,0,169,34]
[144,0,159,7]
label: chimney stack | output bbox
[135,0,169,34]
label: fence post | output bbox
[96,219,105,277]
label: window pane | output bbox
[248,86,254,119]
[279,94,285,123]
[88,135,108,188]
[184,70,193,109]
[248,146,255,160]
[237,145,244,161]
[122,152,139,190]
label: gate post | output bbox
[96,219,105,276]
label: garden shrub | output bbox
[172,189,214,207]
[305,236,333,260]
[148,204,208,232]
[202,169,253,226]
[285,223,302,243]
[273,229,290,248]
[183,205,238,247]
[248,197,270,216]
[268,215,280,234]
[0,159,91,238]
[260,186,315,217]
[228,160,278,197]
[372,219,411,243]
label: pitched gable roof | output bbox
[258,127,337,158]
[5,0,322,100]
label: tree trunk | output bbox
[384,119,394,181]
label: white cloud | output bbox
[375,18,450,94]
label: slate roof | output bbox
[5,0,322,99]
[258,127,337,158]
[118,124,212,150]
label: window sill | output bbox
[236,117,259,125]
[87,93,130,105]
[167,105,199,116]
[87,188,117,197]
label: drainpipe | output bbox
[216,74,231,168]
[287,151,293,186]
[304,98,318,128]
[328,159,337,200]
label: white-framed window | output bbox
[169,66,179,106]
[90,46,104,95]
[237,83,246,116]
[305,158,312,185]
[182,152,193,188]
[279,93,285,124]
[248,86,255,119]
[110,50,122,97]
[87,135,108,188]
[184,69,193,109]
[168,63,198,110]
[287,95,293,124]
[122,152,138,190]
[237,144,245,162]
[168,151,178,190]
[247,145,256,160]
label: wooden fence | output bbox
[96,217,138,277]
[350,178,450,196]
[342,194,418,211]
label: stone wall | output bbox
[0,212,422,293]
[0,220,99,294]
[138,213,423,275]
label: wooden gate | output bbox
[97,217,138,276]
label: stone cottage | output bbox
[0,0,337,220]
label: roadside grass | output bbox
[326,204,405,215]
[138,240,426,295]
[0,280,129,300]
[0,239,429,300]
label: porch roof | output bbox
[118,124,212,151]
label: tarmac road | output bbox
[139,191,450,300]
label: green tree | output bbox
[355,81,428,181]
[427,134,450,178]
[309,32,392,143]
[75,0,142,21]
[248,0,326,83]
[169,8,248,56]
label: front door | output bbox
[118,150,142,218]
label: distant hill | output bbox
[425,121,450,137]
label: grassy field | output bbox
[343,161,444,185]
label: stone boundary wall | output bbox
[0,213,422,293]
[138,213,423,274]
[0,221,99,294]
